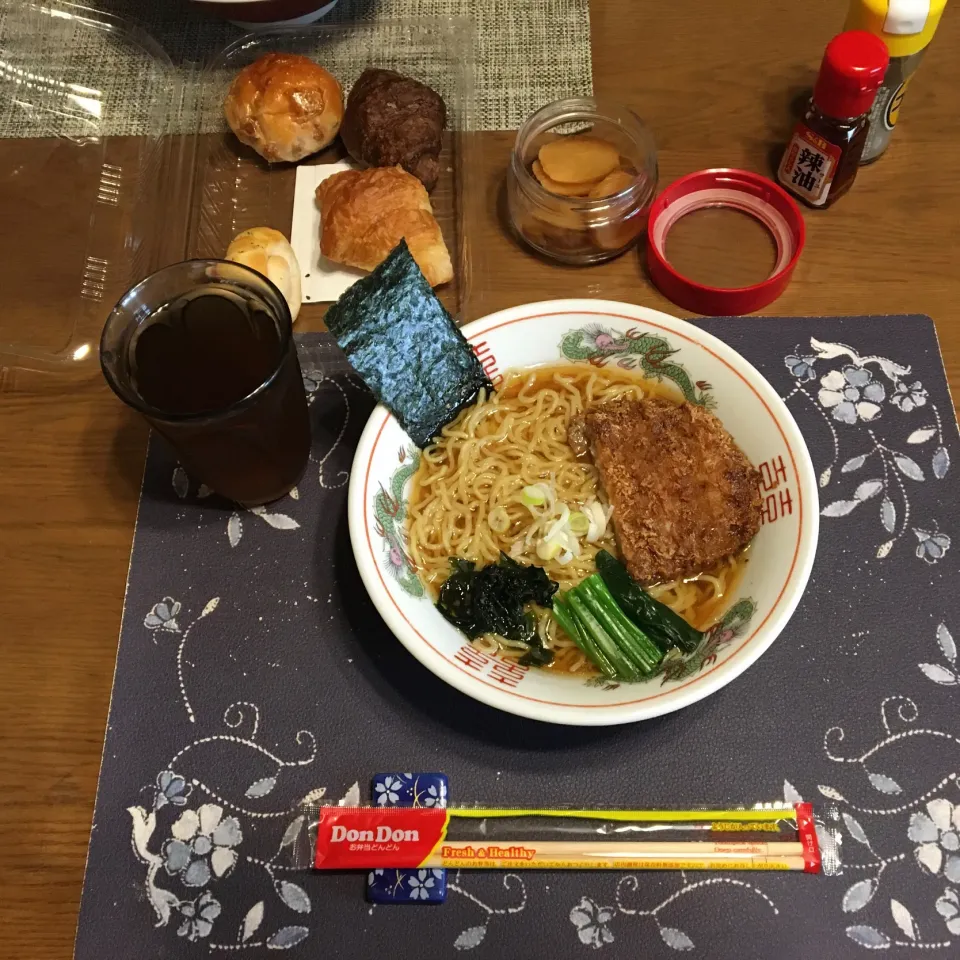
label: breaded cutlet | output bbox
[581,396,762,583]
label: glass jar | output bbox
[507,97,658,265]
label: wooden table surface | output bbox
[1,2,957,956]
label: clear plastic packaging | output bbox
[186,18,474,321]
[291,802,831,874]
[0,2,475,373]
[0,0,181,372]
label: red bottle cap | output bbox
[813,31,890,120]
[646,169,806,316]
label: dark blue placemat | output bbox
[75,316,960,959]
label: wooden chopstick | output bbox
[422,840,808,870]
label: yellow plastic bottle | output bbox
[844,0,948,162]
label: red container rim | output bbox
[646,168,806,316]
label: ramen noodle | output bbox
[407,365,748,674]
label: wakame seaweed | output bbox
[436,554,558,666]
[323,240,492,448]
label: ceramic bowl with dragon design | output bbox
[347,300,819,725]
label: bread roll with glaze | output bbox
[224,53,343,163]
[225,227,302,322]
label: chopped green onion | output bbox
[544,505,571,541]
[569,511,589,536]
[584,501,610,543]
[537,540,562,561]
[488,506,510,533]
[521,484,547,507]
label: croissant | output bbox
[316,166,453,288]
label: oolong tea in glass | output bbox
[101,260,310,506]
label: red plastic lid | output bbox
[646,168,806,316]
[814,31,890,120]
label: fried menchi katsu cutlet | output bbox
[581,396,762,583]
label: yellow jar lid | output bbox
[845,0,948,56]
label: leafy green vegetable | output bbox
[577,576,661,674]
[595,550,703,654]
[323,240,492,448]
[436,553,558,666]
[551,574,669,681]
[518,633,554,668]
[552,597,617,679]
[565,590,641,681]
[564,576,664,679]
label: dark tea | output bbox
[133,292,283,415]
[101,261,310,506]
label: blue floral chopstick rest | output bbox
[366,772,448,904]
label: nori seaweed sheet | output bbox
[324,241,492,448]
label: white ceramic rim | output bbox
[226,1,339,28]
[347,299,819,725]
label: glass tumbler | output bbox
[100,260,311,506]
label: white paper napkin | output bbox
[290,161,368,305]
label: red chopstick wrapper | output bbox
[311,803,822,873]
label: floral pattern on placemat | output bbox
[126,721,333,950]
[130,589,339,950]
[568,877,779,952]
[73,320,960,959]
[778,620,960,954]
[783,336,952,564]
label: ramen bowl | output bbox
[347,300,818,725]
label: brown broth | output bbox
[685,549,750,632]
[414,363,755,676]
[496,362,683,403]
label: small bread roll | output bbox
[224,53,343,163]
[226,227,302,322]
[340,68,446,191]
[316,166,453,287]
